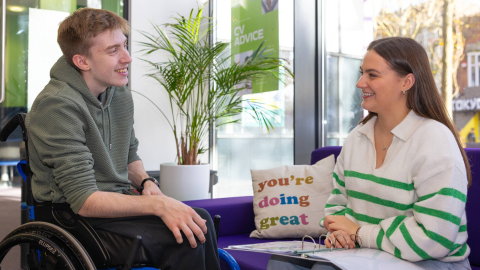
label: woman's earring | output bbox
[402,90,406,95]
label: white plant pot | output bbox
[160,163,210,201]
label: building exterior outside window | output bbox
[467,52,480,87]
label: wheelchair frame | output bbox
[0,113,240,270]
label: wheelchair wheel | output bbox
[0,232,75,269]
[1,221,96,270]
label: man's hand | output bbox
[142,180,163,195]
[156,196,207,248]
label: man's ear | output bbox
[403,73,415,91]
[72,54,90,72]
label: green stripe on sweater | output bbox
[326,207,384,225]
[344,170,414,191]
[450,243,462,253]
[330,208,346,216]
[376,229,385,250]
[418,223,454,250]
[347,190,414,211]
[325,204,346,208]
[418,188,467,203]
[333,172,345,187]
[321,208,347,224]
[399,223,432,260]
[345,208,383,224]
[459,225,467,233]
[386,216,407,239]
[331,188,343,195]
[451,243,468,257]
[414,205,461,226]
[394,247,402,259]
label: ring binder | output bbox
[300,235,317,257]
[301,231,362,254]
[333,233,349,251]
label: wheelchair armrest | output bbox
[0,113,27,142]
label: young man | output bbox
[25,8,220,270]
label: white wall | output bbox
[28,8,70,111]
[130,0,209,171]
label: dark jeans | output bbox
[85,207,221,270]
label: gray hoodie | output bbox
[26,56,140,213]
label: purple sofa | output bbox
[185,146,480,270]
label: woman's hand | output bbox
[325,230,356,249]
[324,215,360,244]
[324,215,359,235]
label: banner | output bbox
[231,0,279,94]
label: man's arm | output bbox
[77,191,206,248]
[79,160,201,247]
[80,160,204,248]
[127,160,162,195]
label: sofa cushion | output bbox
[464,148,480,267]
[185,196,256,237]
[250,155,335,238]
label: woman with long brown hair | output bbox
[317,37,471,269]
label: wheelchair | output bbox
[0,113,240,270]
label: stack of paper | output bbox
[227,241,423,270]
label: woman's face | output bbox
[356,50,410,115]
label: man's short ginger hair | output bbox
[58,8,130,68]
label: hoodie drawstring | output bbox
[99,88,114,150]
[101,106,107,146]
[107,106,112,150]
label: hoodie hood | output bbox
[50,56,115,109]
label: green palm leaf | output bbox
[136,4,293,165]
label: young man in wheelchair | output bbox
[24,8,221,270]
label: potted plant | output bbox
[136,5,293,200]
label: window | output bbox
[468,52,480,87]
[322,0,366,146]
[212,0,294,198]
[321,0,480,146]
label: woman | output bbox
[321,37,471,269]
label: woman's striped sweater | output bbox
[321,111,469,262]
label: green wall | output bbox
[40,0,77,13]
[102,0,123,17]
[4,12,26,107]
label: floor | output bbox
[0,186,22,270]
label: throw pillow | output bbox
[250,155,335,238]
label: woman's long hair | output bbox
[359,37,472,187]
